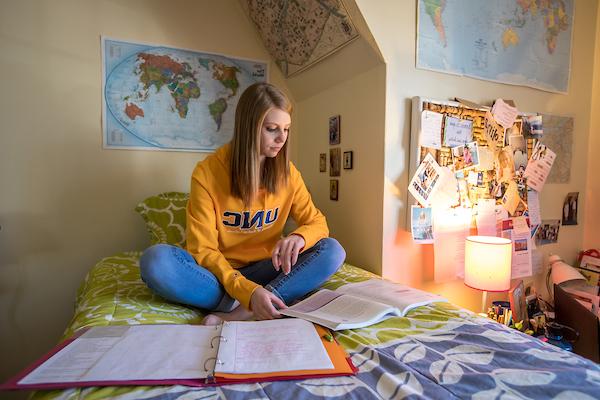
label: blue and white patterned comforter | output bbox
[31,253,600,400]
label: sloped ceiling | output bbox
[238,0,384,100]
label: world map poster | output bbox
[102,37,267,152]
[417,0,574,93]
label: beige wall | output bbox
[0,0,293,388]
[584,3,600,249]
[295,64,386,272]
[356,0,599,311]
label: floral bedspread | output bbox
[31,252,600,400]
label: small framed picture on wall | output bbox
[329,115,340,145]
[343,151,353,169]
[330,179,339,201]
[330,148,341,176]
[319,153,327,172]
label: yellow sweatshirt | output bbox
[186,143,329,310]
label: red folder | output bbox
[1,325,356,391]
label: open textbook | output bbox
[281,279,447,331]
[3,319,355,390]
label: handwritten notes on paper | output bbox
[420,110,443,149]
[524,142,556,191]
[443,116,473,148]
[218,319,332,374]
[491,99,518,129]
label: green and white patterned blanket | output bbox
[31,252,600,400]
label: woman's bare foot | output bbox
[202,306,254,325]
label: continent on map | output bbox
[502,28,520,48]
[136,53,201,118]
[516,0,569,54]
[424,0,447,47]
[125,103,144,120]
[208,98,228,130]
[212,63,241,97]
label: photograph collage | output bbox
[409,99,560,278]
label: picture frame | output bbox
[319,153,327,172]
[329,115,340,145]
[509,280,529,329]
[343,151,353,169]
[330,179,339,201]
[330,148,341,177]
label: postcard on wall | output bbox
[411,206,434,244]
[535,219,561,245]
[495,147,515,183]
[523,115,543,138]
[484,111,505,149]
[502,181,520,215]
[500,218,533,279]
[512,216,530,235]
[451,141,480,171]
[524,142,556,192]
[409,153,443,206]
[509,135,528,179]
[443,116,473,148]
[420,110,443,149]
[491,98,519,129]
[562,192,579,226]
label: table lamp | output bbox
[464,236,512,314]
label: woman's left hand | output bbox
[272,234,305,275]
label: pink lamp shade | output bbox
[464,236,512,292]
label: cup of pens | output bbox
[489,301,513,326]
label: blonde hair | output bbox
[230,83,292,205]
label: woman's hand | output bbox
[250,287,287,320]
[272,234,306,274]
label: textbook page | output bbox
[19,325,218,384]
[281,289,398,330]
[216,319,333,374]
[335,279,447,316]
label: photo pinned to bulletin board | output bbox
[408,96,570,280]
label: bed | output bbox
[30,193,600,400]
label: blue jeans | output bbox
[139,238,345,312]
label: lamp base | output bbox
[481,290,488,314]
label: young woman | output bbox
[140,83,346,325]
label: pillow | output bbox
[135,192,189,247]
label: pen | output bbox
[322,333,334,342]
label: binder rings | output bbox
[1,319,356,391]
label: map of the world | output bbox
[102,38,267,151]
[417,0,573,93]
